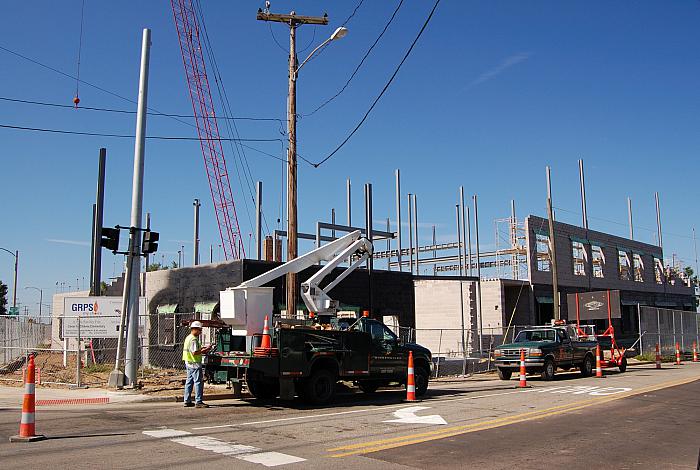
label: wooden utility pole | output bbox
[546,166,560,321]
[257,10,328,318]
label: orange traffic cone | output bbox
[693,342,698,363]
[10,355,45,442]
[261,315,271,350]
[675,342,682,365]
[655,343,661,370]
[595,344,604,378]
[518,349,528,387]
[405,351,417,402]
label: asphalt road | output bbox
[1,363,699,469]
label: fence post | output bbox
[76,317,82,388]
[436,329,442,378]
[680,312,684,351]
[637,303,643,355]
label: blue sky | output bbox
[1,1,699,314]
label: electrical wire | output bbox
[0,123,280,142]
[313,0,441,168]
[0,96,284,122]
[304,0,404,117]
[74,0,86,104]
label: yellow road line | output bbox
[328,375,699,458]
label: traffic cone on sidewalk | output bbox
[595,344,604,378]
[261,315,271,350]
[655,343,662,370]
[675,342,682,365]
[10,355,45,442]
[405,351,418,402]
[518,349,528,388]
[693,342,698,363]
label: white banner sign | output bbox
[62,297,147,338]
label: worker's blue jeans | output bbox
[184,364,204,404]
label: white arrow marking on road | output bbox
[384,406,447,425]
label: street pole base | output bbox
[10,434,46,443]
[108,370,126,388]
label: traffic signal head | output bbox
[100,227,120,251]
[142,231,159,254]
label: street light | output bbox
[25,286,43,317]
[295,27,349,76]
[0,247,18,310]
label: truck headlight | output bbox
[494,349,502,357]
[528,348,543,357]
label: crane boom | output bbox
[171,0,245,260]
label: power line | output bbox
[0,123,281,142]
[0,96,284,122]
[313,0,441,168]
[304,0,404,117]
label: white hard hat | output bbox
[190,321,203,329]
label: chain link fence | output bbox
[638,307,700,358]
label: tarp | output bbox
[156,304,178,314]
[536,296,553,304]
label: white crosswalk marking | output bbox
[142,428,305,467]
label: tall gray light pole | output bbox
[91,148,107,295]
[25,286,42,317]
[255,182,262,260]
[193,199,201,265]
[395,170,402,272]
[578,159,588,229]
[627,197,634,240]
[546,166,560,321]
[0,248,18,310]
[124,28,152,387]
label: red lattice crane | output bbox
[171,0,245,260]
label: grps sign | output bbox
[62,296,147,338]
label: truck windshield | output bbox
[514,329,556,342]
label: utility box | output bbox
[220,287,273,338]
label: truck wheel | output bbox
[303,369,336,405]
[413,366,430,396]
[247,379,279,400]
[541,358,556,381]
[580,354,593,377]
[358,381,380,394]
[618,356,627,373]
[497,368,512,380]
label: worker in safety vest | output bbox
[183,321,212,408]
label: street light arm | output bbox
[295,36,333,78]
[0,247,16,258]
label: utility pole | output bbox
[546,166,560,321]
[655,192,663,249]
[193,199,201,265]
[256,182,263,260]
[578,159,588,229]
[627,197,634,240]
[91,148,107,295]
[257,9,328,318]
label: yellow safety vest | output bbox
[182,334,202,364]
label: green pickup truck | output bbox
[494,325,600,381]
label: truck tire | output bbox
[497,368,512,380]
[580,354,594,377]
[303,369,336,405]
[618,356,627,373]
[541,358,556,381]
[247,379,279,400]
[414,366,430,397]
[358,381,380,394]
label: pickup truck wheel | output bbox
[618,356,627,373]
[580,354,594,377]
[541,358,556,381]
[247,379,279,400]
[414,366,430,397]
[358,381,380,394]
[303,369,336,405]
[497,368,512,380]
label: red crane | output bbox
[171,0,245,260]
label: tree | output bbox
[147,262,163,272]
[0,281,7,316]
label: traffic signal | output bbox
[142,231,159,254]
[100,227,120,251]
